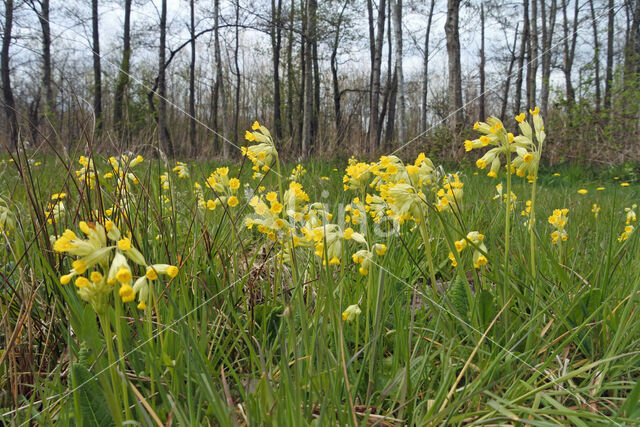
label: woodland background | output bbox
[1,0,640,164]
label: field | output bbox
[2,117,640,425]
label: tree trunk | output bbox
[421,0,435,133]
[214,0,229,157]
[561,0,579,106]
[500,23,519,121]
[312,24,320,147]
[623,0,640,87]
[479,3,486,121]
[604,0,614,110]
[302,0,316,156]
[528,0,539,110]
[271,0,283,138]
[445,0,464,130]
[1,0,17,150]
[92,0,102,134]
[35,0,53,120]
[297,0,306,148]
[331,2,347,144]
[233,0,241,155]
[368,0,386,153]
[189,0,196,154]
[286,0,295,138]
[515,0,530,115]
[158,0,173,157]
[540,0,557,118]
[114,0,132,143]
[391,0,405,145]
[589,0,602,113]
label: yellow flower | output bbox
[342,304,361,322]
[118,237,132,251]
[578,189,588,194]
[597,187,605,191]
[116,267,132,284]
[229,178,240,190]
[228,196,239,207]
[75,277,90,288]
[119,284,135,303]
[252,121,260,131]
[374,244,387,256]
[621,182,630,187]
[515,113,525,123]
[266,192,278,203]
[146,267,158,280]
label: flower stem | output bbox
[504,152,512,305]
[98,311,124,425]
[114,297,132,420]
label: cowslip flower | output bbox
[618,225,634,242]
[54,220,178,312]
[342,304,362,322]
[242,122,277,180]
[449,231,488,269]
[173,161,190,178]
[548,208,569,244]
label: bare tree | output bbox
[27,0,53,120]
[271,0,283,139]
[1,0,17,149]
[214,0,229,158]
[561,0,579,106]
[189,0,196,154]
[114,0,132,142]
[588,0,601,112]
[528,0,539,109]
[445,0,463,130]
[302,0,317,155]
[501,23,520,121]
[515,0,529,114]
[329,1,348,143]
[479,3,486,121]
[540,0,557,118]
[92,0,102,134]
[158,0,174,156]
[604,0,614,109]
[367,0,386,152]
[391,0,405,144]
[421,0,435,133]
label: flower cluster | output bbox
[54,221,178,312]
[173,161,190,179]
[625,204,637,224]
[449,231,488,269]
[0,196,14,236]
[289,164,307,181]
[344,226,386,275]
[548,208,569,244]
[243,121,277,180]
[343,157,373,192]
[206,167,241,209]
[45,193,66,224]
[76,156,97,189]
[466,108,545,181]
[104,155,144,188]
[435,173,464,213]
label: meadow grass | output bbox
[1,128,640,425]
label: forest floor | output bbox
[1,144,640,425]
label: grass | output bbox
[1,138,640,425]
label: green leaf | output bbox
[70,363,115,427]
